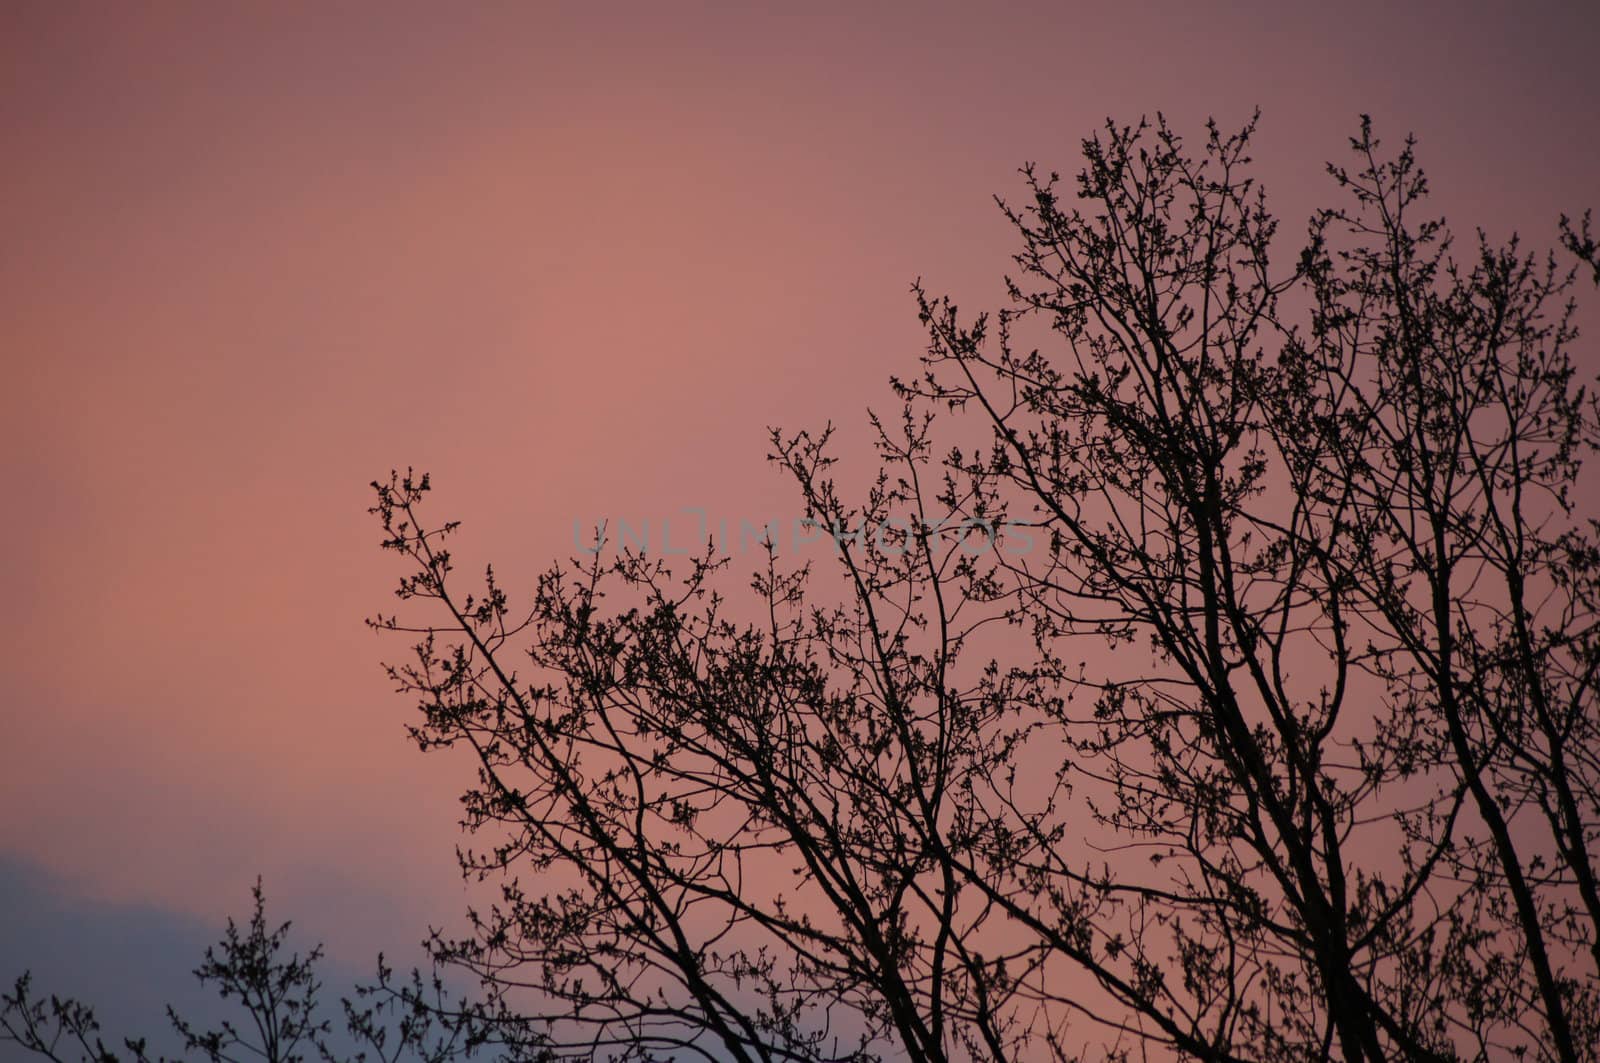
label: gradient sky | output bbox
[3,0,1598,1037]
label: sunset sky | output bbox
[3,0,1598,1049]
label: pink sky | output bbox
[3,1,1597,963]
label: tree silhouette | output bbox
[7,114,1598,1062]
[894,114,1600,1061]
[2,883,480,1063]
[363,115,1600,1061]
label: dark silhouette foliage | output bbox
[2,882,482,1063]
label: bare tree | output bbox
[2,882,478,1063]
[899,114,1600,1060]
[362,115,1598,1061]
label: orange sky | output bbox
[3,0,1598,972]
